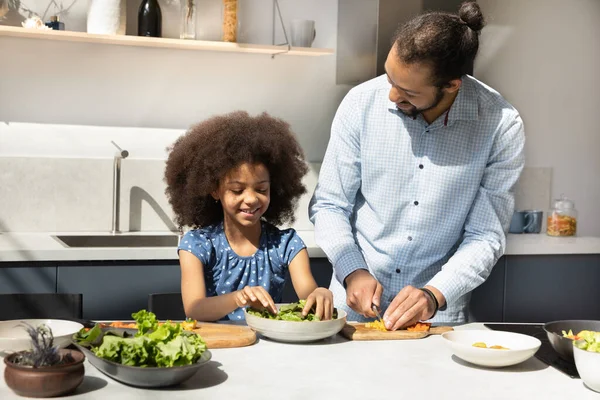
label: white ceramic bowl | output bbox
[442,329,541,368]
[0,319,84,354]
[573,342,600,392]
[244,305,347,343]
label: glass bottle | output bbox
[180,0,196,39]
[222,0,238,42]
[547,195,577,237]
[45,16,65,31]
[138,0,162,38]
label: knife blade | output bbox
[371,303,385,326]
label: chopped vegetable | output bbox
[95,317,197,331]
[363,321,431,332]
[562,329,583,340]
[247,300,337,321]
[74,310,206,368]
[571,330,600,353]
[472,342,509,350]
[406,322,431,332]
[365,320,387,331]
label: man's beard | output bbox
[397,87,445,118]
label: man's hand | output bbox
[382,285,445,330]
[344,269,383,318]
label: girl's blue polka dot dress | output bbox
[178,221,306,321]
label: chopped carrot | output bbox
[406,322,432,332]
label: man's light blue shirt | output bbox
[309,75,525,323]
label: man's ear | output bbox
[443,78,462,94]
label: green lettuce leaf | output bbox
[81,310,207,368]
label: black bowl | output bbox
[543,320,600,362]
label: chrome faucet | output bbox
[111,141,129,234]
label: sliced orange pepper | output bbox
[406,322,432,332]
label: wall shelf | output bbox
[0,25,334,57]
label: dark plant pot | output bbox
[4,348,85,398]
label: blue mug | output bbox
[523,210,543,234]
[509,210,543,234]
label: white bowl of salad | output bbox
[244,301,347,343]
[573,331,600,393]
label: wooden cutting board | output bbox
[191,322,256,349]
[341,323,454,340]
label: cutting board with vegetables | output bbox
[341,323,454,340]
[191,322,256,349]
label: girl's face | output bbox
[213,162,270,228]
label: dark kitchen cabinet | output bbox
[2,252,599,322]
[57,262,180,320]
[503,254,600,322]
[282,258,334,302]
[0,265,56,294]
[469,257,506,323]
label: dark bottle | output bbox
[138,0,162,37]
[45,16,65,31]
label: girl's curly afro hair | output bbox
[165,111,309,229]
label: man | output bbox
[309,2,525,330]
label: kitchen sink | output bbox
[52,234,180,248]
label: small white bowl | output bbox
[244,305,347,343]
[573,342,600,392]
[0,319,84,355]
[442,329,541,368]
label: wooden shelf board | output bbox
[0,25,334,57]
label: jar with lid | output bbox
[547,195,577,236]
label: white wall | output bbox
[475,0,600,236]
[2,0,599,236]
[0,0,345,233]
[0,0,348,162]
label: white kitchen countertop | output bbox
[0,231,599,263]
[0,323,596,400]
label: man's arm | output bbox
[427,115,526,308]
[308,90,368,286]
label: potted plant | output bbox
[4,323,85,398]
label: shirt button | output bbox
[395,268,401,273]
[407,236,413,241]
[419,164,424,169]
[414,201,419,206]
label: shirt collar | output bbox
[446,75,479,124]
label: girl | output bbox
[165,111,334,322]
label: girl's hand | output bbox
[235,286,277,314]
[303,288,334,320]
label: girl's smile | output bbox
[213,162,271,228]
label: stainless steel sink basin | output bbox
[52,235,179,248]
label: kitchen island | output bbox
[0,323,596,400]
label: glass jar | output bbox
[222,0,238,42]
[547,195,577,237]
[180,0,196,39]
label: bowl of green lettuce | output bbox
[573,330,600,393]
[244,301,346,343]
[72,310,212,388]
